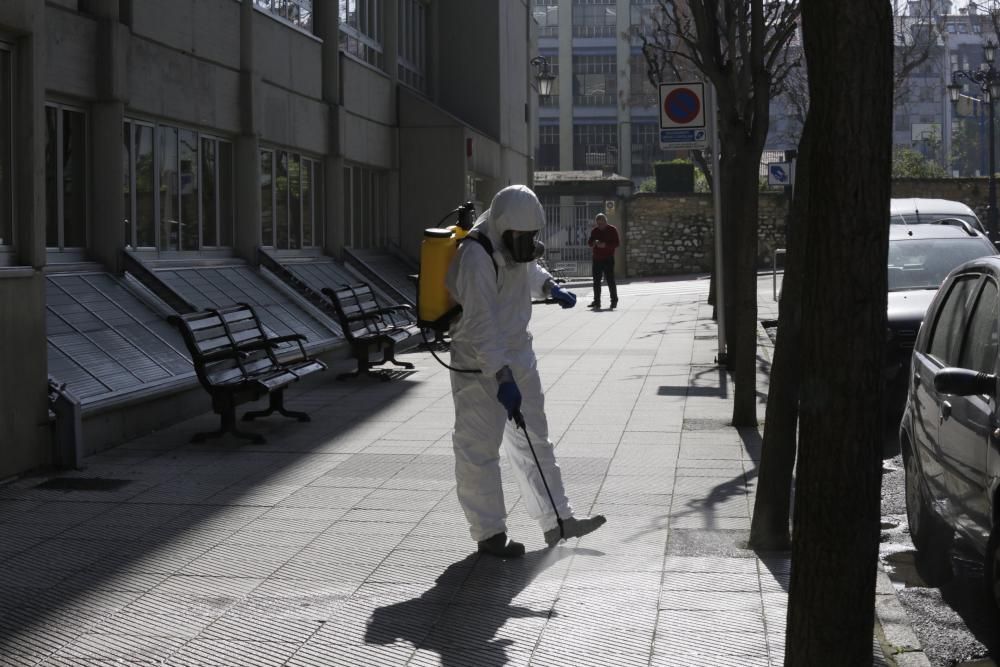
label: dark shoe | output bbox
[588,302,601,310]
[610,300,618,310]
[544,515,607,547]
[477,533,525,558]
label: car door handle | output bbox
[940,400,952,423]
[913,372,921,386]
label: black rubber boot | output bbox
[544,515,607,547]
[477,533,526,558]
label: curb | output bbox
[875,566,932,666]
[755,319,931,667]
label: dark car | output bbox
[884,223,996,443]
[900,255,1000,601]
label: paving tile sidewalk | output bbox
[0,274,907,666]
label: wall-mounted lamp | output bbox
[531,56,555,97]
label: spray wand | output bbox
[512,410,565,542]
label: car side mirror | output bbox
[933,367,997,397]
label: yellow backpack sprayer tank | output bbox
[417,202,476,331]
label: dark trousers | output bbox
[592,257,617,305]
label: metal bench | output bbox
[169,304,326,443]
[322,283,419,380]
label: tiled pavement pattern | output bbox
[0,275,892,666]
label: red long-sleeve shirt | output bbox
[588,224,620,261]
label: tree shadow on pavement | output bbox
[365,547,604,666]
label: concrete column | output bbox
[0,3,50,478]
[236,0,261,262]
[383,0,402,253]
[616,0,630,178]
[558,0,573,170]
[88,0,127,271]
[313,0,345,257]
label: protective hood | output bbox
[471,185,546,263]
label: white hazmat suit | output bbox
[446,185,604,552]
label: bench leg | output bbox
[337,345,374,381]
[242,389,311,423]
[192,408,266,445]
[383,346,414,370]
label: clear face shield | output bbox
[502,230,545,263]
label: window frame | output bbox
[253,0,315,34]
[340,0,385,70]
[343,163,388,251]
[260,146,324,252]
[0,42,14,265]
[44,101,89,259]
[397,0,428,93]
[123,118,236,256]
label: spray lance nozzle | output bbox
[456,201,476,231]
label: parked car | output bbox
[900,255,1000,599]
[890,197,987,236]
[884,223,996,446]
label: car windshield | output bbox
[889,213,982,231]
[888,238,994,291]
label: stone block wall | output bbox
[625,178,992,278]
[625,192,790,277]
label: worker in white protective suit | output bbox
[446,184,607,558]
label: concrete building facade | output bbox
[0,0,537,479]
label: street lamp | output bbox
[531,56,555,97]
[950,40,1000,242]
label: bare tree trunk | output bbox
[749,132,812,551]
[785,1,892,664]
[730,152,760,427]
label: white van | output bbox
[890,198,986,235]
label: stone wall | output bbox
[625,192,790,277]
[625,178,994,278]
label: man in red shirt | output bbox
[587,213,620,310]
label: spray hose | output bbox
[513,410,565,542]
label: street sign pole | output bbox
[710,83,727,365]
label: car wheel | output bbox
[986,529,1000,610]
[903,442,953,583]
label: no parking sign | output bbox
[659,82,708,150]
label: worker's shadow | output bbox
[365,547,603,666]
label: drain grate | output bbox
[34,477,132,492]
[682,418,732,431]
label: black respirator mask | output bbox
[502,230,545,263]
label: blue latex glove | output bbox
[496,381,522,420]
[551,285,577,309]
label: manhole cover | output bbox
[682,418,731,430]
[35,478,131,491]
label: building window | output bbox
[573,54,617,106]
[0,46,11,249]
[260,149,322,250]
[254,0,313,32]
[631,122,670,178]
[123,119,234,251]
[629,55,657,107]
[398,0,427,92]
[572,0,617,38]
[534,0,559,38]
[340,0,384,69]
[343,164,388,250]
[45,105,88,250]
[573,123,619,170]
[537,124,560,171]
